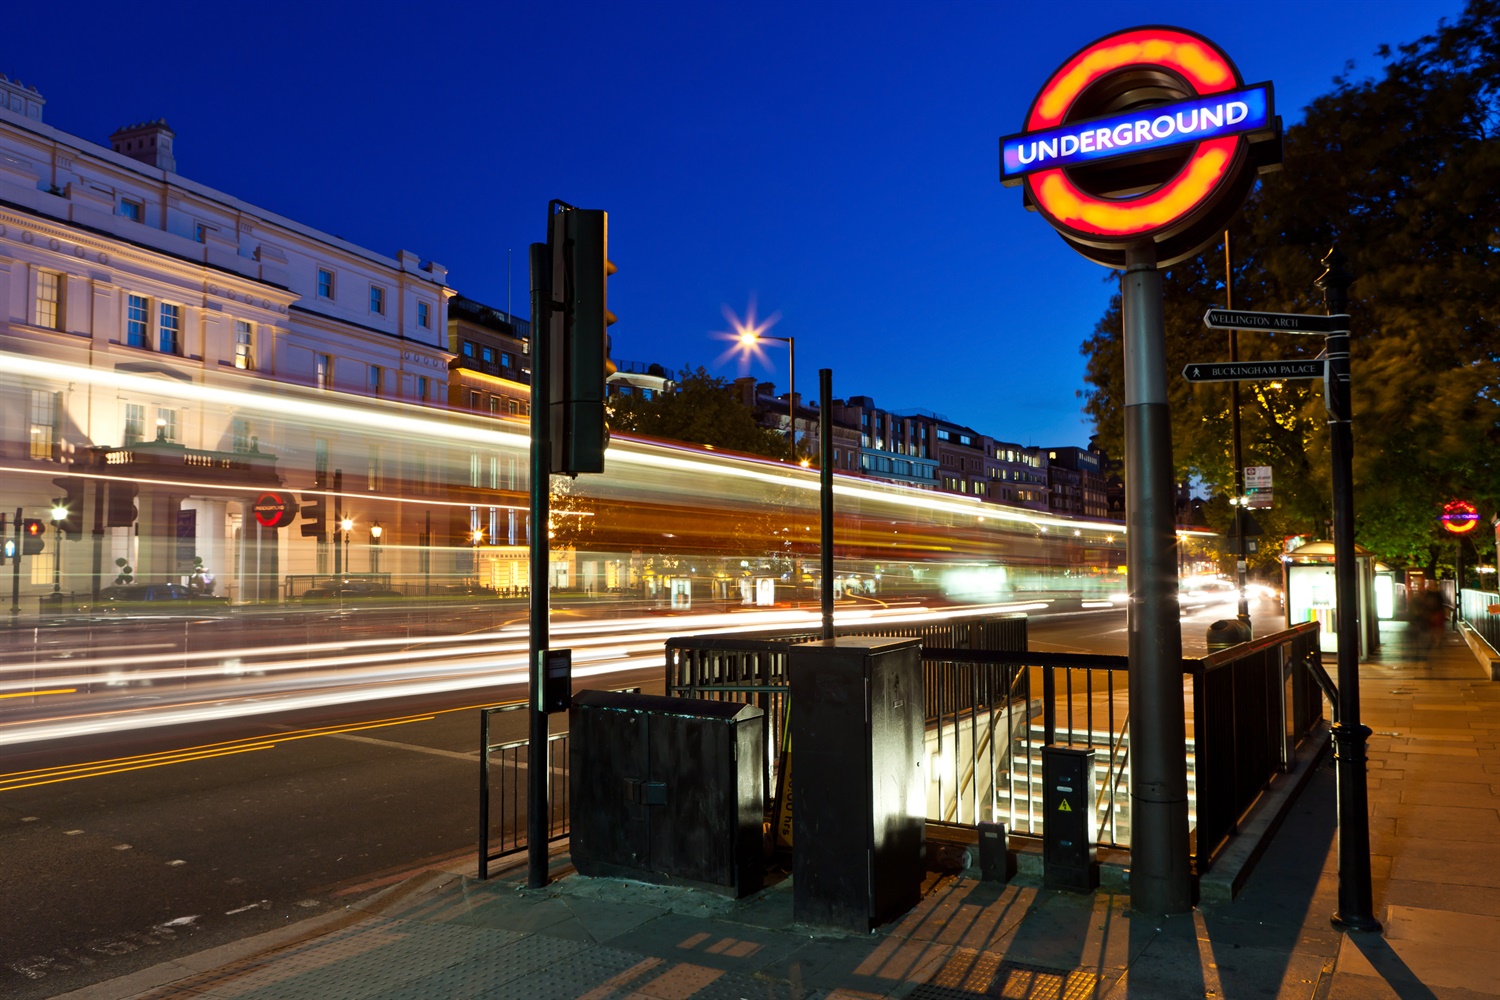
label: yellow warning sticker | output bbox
[1058,799,1073,813]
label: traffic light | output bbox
[549,206,617,475]
[21,518,45,556]
[52,476,84,539]
[300,491,327,538]
[106,479,138,527]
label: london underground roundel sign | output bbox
[1000,27,1282,268]
[253,491,299,529]
[1441,499,1479,535]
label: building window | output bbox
[124,403,145,445]
[507,399,520,416]
[234,320,254,369]
[369,364,382,396]
[416,375,428,402]
[469,452,481,488]
[417,301,430,329]
[119,198,142,222]
[316,353,332,390]
[317,268,334,299]
[369,285,385,315]
[462,341,475,358]
[368,445,382,491]
[29,389,56,460]
[126,294,149,348]
[314,437,329,480]
[500,352,513,369]
[488,397,500,414]
[36,270,63,330]
[159,303,182,354]
[481,346,494,364]
[155,407,178,443]
[232,416,252,452]
[469,391,482,410]
[194,223,207,243]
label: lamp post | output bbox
[49,500,67,593]
[370,521,382,575]
[738,328,796,460]
[339,516,353,578]
[471,527,484,588]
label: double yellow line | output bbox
[0,699,521,793]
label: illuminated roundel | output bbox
[999,26,1282,268]
[1441,499,1479,535]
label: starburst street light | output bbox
[717,301,795,460]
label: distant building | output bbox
[828,397,938,486]
[608,360,674,401]
[1043,445,1109,518]
[448,295,530,420]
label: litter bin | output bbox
[569,690,765,896]
[1206,618,1252,651]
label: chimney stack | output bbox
[110,119,176,173]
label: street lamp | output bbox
[370,521,383,575]
[734,325,796,461]
[49,500,67,593]
[471,527,484,588]
[339,516,353,578]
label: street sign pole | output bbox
[1317,246,1380,933]
[1225,235,1250,626]
[1123,242,1192,915]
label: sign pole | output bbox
[1317,246,1380,932]
[1225,233,1251,626]
[1123,241,1192,915]
[526,240,553,890]
[819,368,834,640]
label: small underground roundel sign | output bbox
[253,491,299,529]
[1441,499,1479,535]
[1000,27,1282,268]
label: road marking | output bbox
[327,732,477,761]
[0,688,76,700]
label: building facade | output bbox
[0,77,457,606]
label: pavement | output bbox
[57,618,1500,1000]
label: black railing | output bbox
[668,619,1324,874]
[478,701,568,879]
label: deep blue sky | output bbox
[5,0,1466,447]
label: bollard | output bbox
[1206,618,1252,651]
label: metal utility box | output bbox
[1042,744,1098,892]
[977,820,1014,883]
[569,690,765,897]
[789,636,924,931]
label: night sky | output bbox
[3,0,1466,447]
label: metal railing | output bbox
[478,701,568,879]
[1460,589,1500,652]
[667,619,1325,874]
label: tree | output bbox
[1080,0,1500,574]
[608,366,789,459]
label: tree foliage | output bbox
[1080,0,1500,574]
[607,366,789,459]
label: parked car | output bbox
[301,580,405,600]
[96,583,230,610]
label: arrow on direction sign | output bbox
[1182,359,1327,382]
[1202,309,1350,334]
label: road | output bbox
[0,596,1278,997]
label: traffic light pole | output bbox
[526,240,553,890]
[9,508,20,619]
[1317,246,1381,933]
[819,368,834,640]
